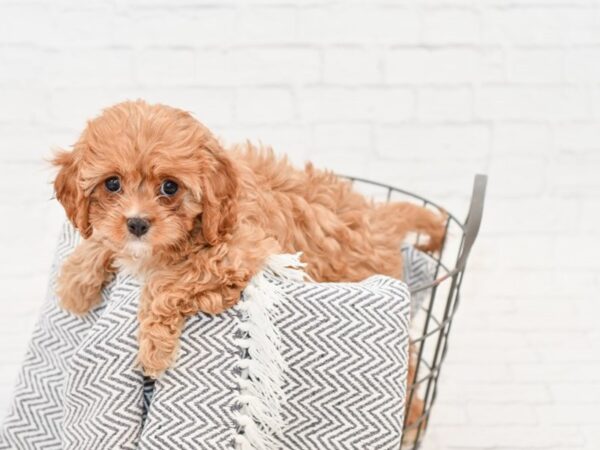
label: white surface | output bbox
[0,1,599,448]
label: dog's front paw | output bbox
[56,262,104,315]
[138,324,180,378]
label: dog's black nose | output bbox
[127,217,150,237]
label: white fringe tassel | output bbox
[234,253,306,450]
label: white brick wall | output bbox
[0,1,599,448]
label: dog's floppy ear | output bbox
[52,150,92,238]
[200,143,239,246]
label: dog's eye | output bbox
[104,176,121,193]
[160,180,179,196]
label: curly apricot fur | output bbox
[53,100,445,379]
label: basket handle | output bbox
[411,174,487,294]
[455,173,487,273]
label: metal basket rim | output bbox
[340,174,487,296]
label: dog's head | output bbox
[53,100,238,256]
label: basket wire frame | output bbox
[342,175,487,449]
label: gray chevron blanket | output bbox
[0,224,431,450]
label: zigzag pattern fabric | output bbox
[0,224,422,450]
[402,245,435,317]
[273,276,410,449]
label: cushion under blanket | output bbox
[0,224,414,450]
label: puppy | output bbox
[53,100,445,379]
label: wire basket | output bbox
[343,174,487,449]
